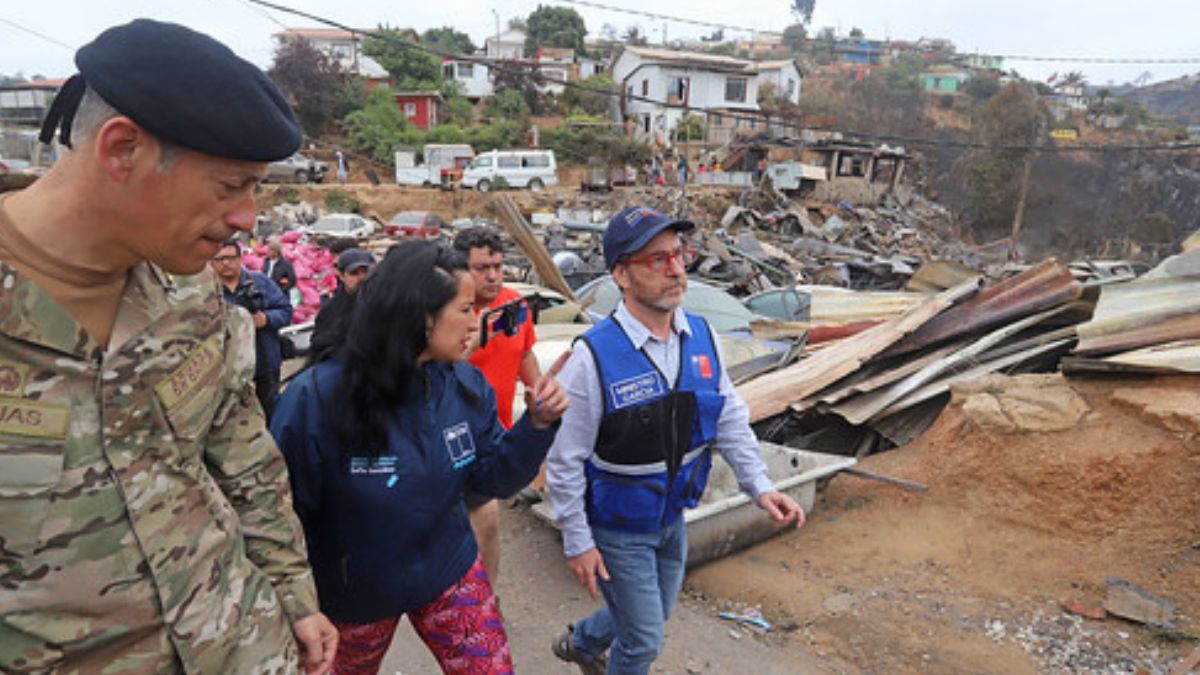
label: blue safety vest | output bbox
[579,313,726,533]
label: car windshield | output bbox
[389,212,424,225]
[312,218,354,233]
[578,277,754,333]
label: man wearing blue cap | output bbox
[0,19,336,674]
[547,206,806,674]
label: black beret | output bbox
[41,19,300,162]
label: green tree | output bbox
[954,82,1046,237]
[849,27,864,38]
[847,54,926,134]
[671,115,706,142]
[442,95,475,127]
[483,89,531,122]
[622,25,648,46]
[332,76,369,120]
[524,5,588,56]
[268,37,346,137]
[782,23,807,53]
[962,76,1001,102]
[342,85,413,163]
[363,27,442,90]
[790,0,816,24]
[421,27,476,56]
[559,73,614,116]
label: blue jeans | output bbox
[572,518,688,675]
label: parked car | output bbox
[742,287,811,322]
[385,211,446,238]
[301,213,376,239]
[575,275,759,333]
[460,149,558,192]
[264,153,328,184]
[573,275,794,381]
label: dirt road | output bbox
[379,500,841,674]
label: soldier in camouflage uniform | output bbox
[0,20,337,674]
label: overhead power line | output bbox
[245,0,1200,155]
[554,0,1200,66]
[554,0,782,37]
[0,17,75,52]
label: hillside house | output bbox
[755,60,803,105]
[394,91,441,129]
[922,67,971,94]
[442,58,493,100]
[610,46,762,145]
[1046,81,1090,118]
[0,78,64,126]
[271,28,387,80]
[835,38,886,66]
[485,28,526,60]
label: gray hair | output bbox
[72,85,179,170]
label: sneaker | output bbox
[552,625,607,675]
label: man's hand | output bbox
[527,350,571,429]
[292,612,338,674]
[566,547,610,599]
[758,490,806,529]
[252,310,268,329]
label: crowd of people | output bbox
[0,18,806,675]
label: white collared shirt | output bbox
[546,301,774,557]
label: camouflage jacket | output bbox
[0,260,318,673]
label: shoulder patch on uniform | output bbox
[0,396,70,438]
[0,359,30,396]
[443,421,476,469]
[155,335,223,410]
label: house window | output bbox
[458,63,474,78]
[667,76,688,104]
[404,103,417,117]
[786,78,796,97]
[725,77,747,103]
[710,113,723,126]
[643,114,651,133]
[641,79,649,96]
[443,63,456,79]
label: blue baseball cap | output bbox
[603,206,694,270]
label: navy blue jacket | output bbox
[269,359,558,623]
[221,269,292,378]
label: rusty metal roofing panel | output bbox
[1074,277,1200,355]
[884,259,1082,358]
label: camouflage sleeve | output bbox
[204,303,319,623]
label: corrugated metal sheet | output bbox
[1074,277,1200,355]
[799,285,929,325]
[884,259,1082,358]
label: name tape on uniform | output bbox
[0,396,70,439]
[155,335,223,411]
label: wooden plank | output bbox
[738,278,981,423]
[490,194,576,300]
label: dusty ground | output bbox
[364,373,1199,674]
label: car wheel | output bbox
[477,179,491,193]
[528,178,544,191]
[422,180,433,188]
[294,170,309,184]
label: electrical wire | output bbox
[0,17,75,52]
[246,0,1200,155]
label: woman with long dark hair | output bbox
[270,240,569,674]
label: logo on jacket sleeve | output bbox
[609,372,667,410]
[443,421,476,469]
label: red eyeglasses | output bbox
[624,247,697,273]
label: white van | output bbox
[460,149,558,192]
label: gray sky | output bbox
[2,0,1197,87]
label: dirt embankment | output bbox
[687,373,1200,674]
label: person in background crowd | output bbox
[548,206,805,675]
[264,234,296,296]
[0,18,335,673]
[211,238,293,421]
[453,226,542,584]
[271,241,569,674]
[677,153,689,187]
[336,149,349,184]
[308,246,374,365]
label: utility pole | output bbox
[492,9,500,58]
